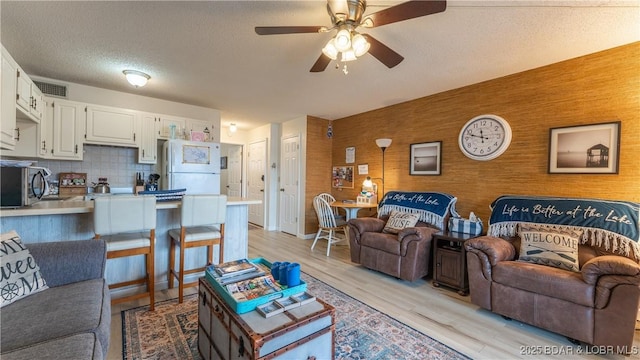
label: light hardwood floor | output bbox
[108,227,640,360]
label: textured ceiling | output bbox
[1,1,639,131]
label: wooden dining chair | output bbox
[311,195,348,256]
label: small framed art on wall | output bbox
[410,141,442,175]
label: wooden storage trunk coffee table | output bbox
[198,277,335,360]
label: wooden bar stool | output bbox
[93,195,156,311]
[169,194,226,303]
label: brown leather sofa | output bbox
[347,191,457,281]
[465,196,640,352]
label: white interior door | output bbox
[227,145,242,197]
[279,135,299,235]
[247,140,266,227]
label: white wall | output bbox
[220,125,248,145]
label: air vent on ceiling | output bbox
[33,80,67,98]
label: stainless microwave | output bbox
[0,166,47,208]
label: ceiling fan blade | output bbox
[255,26,324,35]
[363,0,446,28]
[365,35,404,68]
[310,53,331,72]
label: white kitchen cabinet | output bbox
[138,113,158,164]
[38,98,51,157]
[1,45,43,153]
[186,118,214,140]
[48,98,84,160]
[16,67,43,123]
[30,83,44,121]
[155,115,187,139]
[1,119,38,157]
[16,68,31,115]
[85,104,139,146]
[156,115,214,141]
[1,47,18,150]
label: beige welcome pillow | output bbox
[383,210,420,235]
[518,224,582,272]
[0,230,49,307]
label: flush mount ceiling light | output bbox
[229,123,237,133]
[123,70,150,87]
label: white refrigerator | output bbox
[162,139,221,194]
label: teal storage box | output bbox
[205,257,307,314]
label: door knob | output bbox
[280,188,284,192]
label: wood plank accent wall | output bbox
[305,116,333,234]
[330,42,640,226]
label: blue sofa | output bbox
[1,239,111,360]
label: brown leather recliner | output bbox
[348,216,439,281]
[347,191,458,282]
[466,195,640,352]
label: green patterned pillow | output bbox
[518,224,582,272]
[0,230,49,307]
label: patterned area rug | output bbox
[122,273,470,360]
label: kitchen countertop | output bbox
[0,196,261,217]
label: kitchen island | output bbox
[0,197,261,297]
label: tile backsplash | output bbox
[36,145,158,189]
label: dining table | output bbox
[330,201,378,221]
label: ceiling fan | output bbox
[255,0,447,73]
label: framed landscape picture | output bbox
[548,121,620,174]
[410,141,442,175]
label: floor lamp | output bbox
[375,138,392,199]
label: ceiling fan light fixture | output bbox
[341,49,357,62]
[334,28,352,52]
[322,39,339,60]
[123,70,150,87]
[351,33,370,57]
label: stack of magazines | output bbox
[206,259,268,285]
[225,275,282,301]
[206,259,284,302]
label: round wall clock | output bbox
[458,114,512,161]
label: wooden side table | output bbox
[432,231,480,296]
